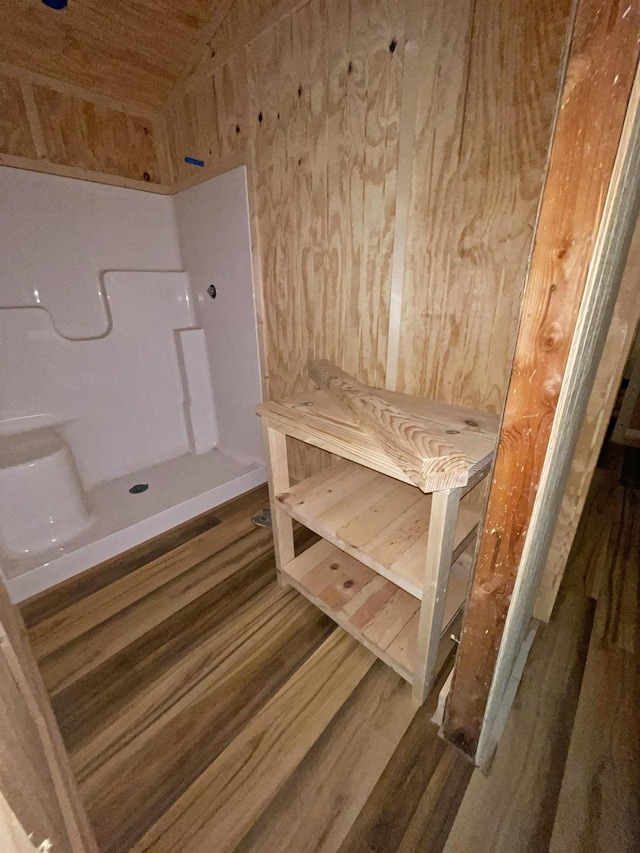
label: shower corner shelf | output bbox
[257,386,498,704]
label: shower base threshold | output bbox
[4,448,266,602]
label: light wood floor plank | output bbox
[235,661,416,853]
[442,557,595,852]
[130,630,375,853]
[37,526,275,695]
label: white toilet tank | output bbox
[0,427,91,560]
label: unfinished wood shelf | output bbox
[258,383,498,703]
[276,459,480,600]
[284,539,473,684]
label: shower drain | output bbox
[129,483,149,494]
[251,508,272,528]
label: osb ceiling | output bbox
[0,0,227,110]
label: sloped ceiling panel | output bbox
[0,0,215,109]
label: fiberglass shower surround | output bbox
[0,165,265,602]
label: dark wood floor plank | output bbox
[19,461,639,853]
[395,746,472,853]
[235,661,416,853]
[130,631,375,853]
[37,526,276,695]
[29,500,270,660]
[336,655,465,853]
[550,482,640,853]
[594,485,639,652]
[563,467,620,602]
[75,588,334,853]
[50,524,317,753]
[51,549,275,751]
[442,554,595,852]
[549,637,640,853]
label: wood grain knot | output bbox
[542,376,562,406]
[541,322,563,353]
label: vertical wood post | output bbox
[262,420,295,584]
[412,488,462,703]
[443,0,640,759]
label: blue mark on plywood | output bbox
[184,157,205,167]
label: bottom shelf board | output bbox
[282,539,471,684]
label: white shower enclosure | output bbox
[0,165,266,601]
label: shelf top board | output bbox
[258,388,499,492]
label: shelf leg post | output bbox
[412,488,463,704]
[262,420,295,586]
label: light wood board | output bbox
[282,538,471,683]
[277,459,479,598]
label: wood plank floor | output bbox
[445,461,640,853]
[22,463,640,852]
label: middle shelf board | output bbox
[283,539,471,684]
[277,460,481,600]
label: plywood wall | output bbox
[395,0,570,411]
[163,52,247,187]
[162,0,572,461]
[0,65,169,191]
[171,0,569,398]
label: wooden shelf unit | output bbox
[276,459,480,600]
[284,539,473,683]
[258,387,498,703]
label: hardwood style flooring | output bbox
[22,458,640,852]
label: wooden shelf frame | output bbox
[275,459,480,600]
[281,539,472,685]
[261,402,494,704]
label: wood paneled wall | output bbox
[163,51,247,188]
[0,65,169,191]
[166,0,571,400]
[162,0,572,475]
[395,0,570,411]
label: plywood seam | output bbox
[163,0,314,113]
[162,0,237,112]
[384,0,425,391]
[0,61,158,120]
[18,77,47,160]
